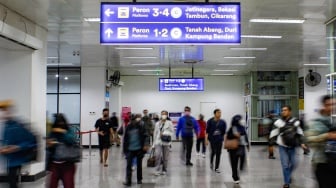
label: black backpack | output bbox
[280,118,299,147]
[184,116,194,135]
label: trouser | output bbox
[49,162,76,188]
[278,146,296,185]
[182,137,193,163]
[315,163,336,188]
[196,138,206,154]
[229,146,246,181]
[155,145,170,172]
[126,150,144,183]
[8,166,21,188]
[210,141,223,169]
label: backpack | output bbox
[280,118,299,147]
[184,116,194,135]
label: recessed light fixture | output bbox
[250,18,305,24]
[230,48,267,51]
[64,77,69,80]
[115,47,153,50]
[211,73,234,76]
[138,69,162,72]
[124,56,157,59]
[55,74,59,78]
[319,57,329,59]
[142,73,165,76]
[213,69,239,72]
[47,57,59,59]
[83,17,100,22]
[223,56,256,59]
[131,63,160,66]
[241,35,282,39]
[303,64,329,66]
[218,63,247,66]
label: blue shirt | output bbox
[176,115,200,138]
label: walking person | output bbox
[123,114,150,186]
[142,109,154,145]
[269,105,307,188]
[260,111,277,159]
[305,95,336,188]
[152,110,174,175]
[46,114,78,188]
[95,108,114,166]
[205,109,227,173]
[196,114,207,158]
[176,106,200,166]
[110,112,120,147]
[226,115,250,183]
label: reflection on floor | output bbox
[0,144,316,188]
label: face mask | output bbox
[185,111,190,116]
[239,120,245,125]
[136,117,141,122]
[161,115,167,120]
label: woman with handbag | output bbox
[46,114,78,188]
[152,110,174,176]
[226,114,250,184]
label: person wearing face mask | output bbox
[94,108,114,167]
[152,110,174,175]
[123,114,150,186]
[176,106,200,166]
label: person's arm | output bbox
[295,120,307,149]
[205,120,211,145]
[269,120,280,145]
[305,120,330,144]
[176,118,182,140]
[95,119,104,136]
[194,119,200,137]
[152,122,159,147]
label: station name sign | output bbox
[159,78,204,91]
[100,3,240,45]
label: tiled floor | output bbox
[1,143,317,188]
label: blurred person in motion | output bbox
[226,114,250,184]
[176,106,200,166]
[110,112,120,147]
[142,109,154,145]
[205,109,227,173]
[305,95,336,188]
[95,108,114,166]
[260,110,277,159]
[0,100,37,188]
[152,110,174,176]
[196,114,207,158]
[123,114,150,186]
[46,114,77,188]
[269,105,306,188]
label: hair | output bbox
[102,108,109,113]
[321,95,332,104]
[52,113,69,130]
[281,105,292,111]
[213,109,221,115]
[231,114,242,127]
[161,110,168,115]
[184,106,191,111]
[199,114,204,120]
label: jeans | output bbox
[182,137,193,164]
[126,150,144,183]
[278,146,296,185]
[210,141,223,169]
[196,138,206,154]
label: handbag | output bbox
[53,142,81,163]
[161,135,171,142]
[147,149,156,167]
[224,137,239,150]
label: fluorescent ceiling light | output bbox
[115,47,153,50]
[218,63,247,66]
[213,69,239,72]
[223,56,256,59]
[327,49,336,51]
[319,57,329,59]
[211,74,234,76]
[47,57,58,59]
[123,56,157,59]
[142,74,165,76]
[303,64,329,66]
[250,18,305,24]
[326,37,336,39]
[241,35,282,39]
[47,63,74,66]
[83,17,100,22]
[138,69,162,72]
[230,48,267,51]
[131,63,160,66]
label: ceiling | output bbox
[0,0,335,76]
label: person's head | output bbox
[213,109,221,119]
[199,114,204,120]
[0,100,14,120]
[161,110,168,120]
[53,113,69,130]
[281,105,292,119]
[112,112,116,117]
[184,106,191,116]
[231,114,242,127]
[102,108,109,118]
[321,95,334,116]
[143,109,148,116]
[134,113,142,122]
[153,114,159,121]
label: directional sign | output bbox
[100,3,241,45]
[159,78,204,91]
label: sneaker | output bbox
[196,152,200,156]
[161,171,167,175]
[123,182,131,186]
[215,169,220,173]
[137,181,142,184]
[132,166,136,171]
[154,171,161,176]
[233,180,240,184]
[210,163,213,170]
[269,156,276,159]
[283,184,290,188]
[186,162,193,166]
[202,153,206,158]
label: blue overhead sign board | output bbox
[159,78,204,91]
[100,3,240,45]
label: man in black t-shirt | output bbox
[95,108,114,166]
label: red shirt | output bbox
[197,120,206,138]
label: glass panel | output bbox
[47,94,57,122]
[59,94,80,124]
[47,69,58,93]
[59,69,81,93]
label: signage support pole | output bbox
[169,66,171,78]
[192,64,194,78]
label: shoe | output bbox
[202,153,206,158]
[123,182,131,186]
[104,164,108,167]
[196,152,200,156]
[154,171,161,176]
[186,162,193,166]
[137,181,142,184]
[161,171,167,175]
[132,166,136,171]
[215,169,220,173]
[283,184,290,188]
[269,156,276,159]
[210,163,213,170]
[233,180,240,184]
[117,144,120,147]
